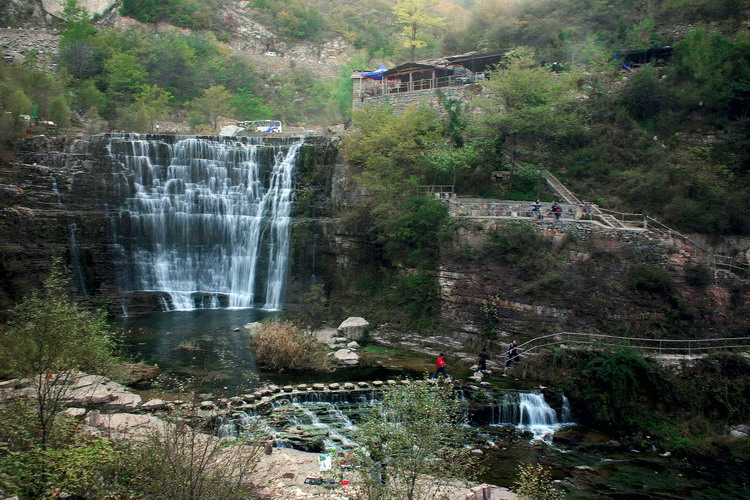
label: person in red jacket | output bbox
[432,353,448,379]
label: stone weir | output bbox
[0,133,343,316]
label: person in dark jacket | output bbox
[506,340,519,368]
[478,348,489,372]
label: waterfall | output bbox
[68,222,88,297]
[109,134,303,311]
[490,391,572,442]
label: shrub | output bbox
[122,411,263,499]
[353,379,479,500]
[684,263,712,287]
[250,320,329,372]
[0,258,120,447]
[515,463,564,500]
[380,196,450,268]
[627,264,675,298]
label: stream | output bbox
[118,311,748,498]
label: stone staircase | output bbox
[541,170,627,229]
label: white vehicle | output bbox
[237,120,283,133]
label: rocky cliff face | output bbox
[0,0,349,80]
[0,134,353,317]
[2,134,747,337]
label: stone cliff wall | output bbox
[437,218,750,338]
[1,135,747,337]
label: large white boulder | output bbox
[337,317,369,341]
[333,349,360,366]
[42,0,117,17]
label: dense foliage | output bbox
[524,348,750,458]
[353,380,479,499]
[120,0,213,30]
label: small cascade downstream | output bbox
[219,388,572,451]
[487,391,573,442]
[108,134,303,311]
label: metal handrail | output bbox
[514,332,750,357]
[356,74,483,99]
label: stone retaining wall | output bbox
[353,84,489,115]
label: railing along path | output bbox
[514,332,750,358]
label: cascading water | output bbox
[489,391,573,442]
[68,222,89,297]
[108,134,303,311]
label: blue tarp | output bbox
[361,64,387,80]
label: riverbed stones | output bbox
[328,383,340,390]
[282,386,293,393]
[333,348,360,365]
[372,380,384,387]
[297,384,308,391]
[86,411,167,441]
[337,317,369,341]
[387,379,397,385]
[312,383,325,390]
[64,407,86,417]
[313,327,339,346]
[269,385,281,393]
[244,322,262,332]
[343,382,355,390]
[141,398,168,411]
[200,400,215,410]
[357,381,369,388]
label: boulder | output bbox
[357,382,369,388]
[244,322,262,332]
[343,382,355,390]
[42,0,118,17]
[337,317,369,341]
[328,383,340,390]
[312,383,326,391]
[141,399,169,411]
[64,407,86,418]
[314,328,339,346]
[120,362,159,385]
[347,341,361,350]
[86,411,167,441]
[61,374,141,410]
[333,349,360,366]
[372,380,384,387]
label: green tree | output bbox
[392,0,445,61]
[189,85,234,133]
[48,95,71,128]
[515,463,564,500]
[119,84,173,132]
[474,50,584,180]
[0,259,119,448]
[353,379,478,500]
[232,87,273,121]
[103,53,148,101]
[341,104,443,199]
